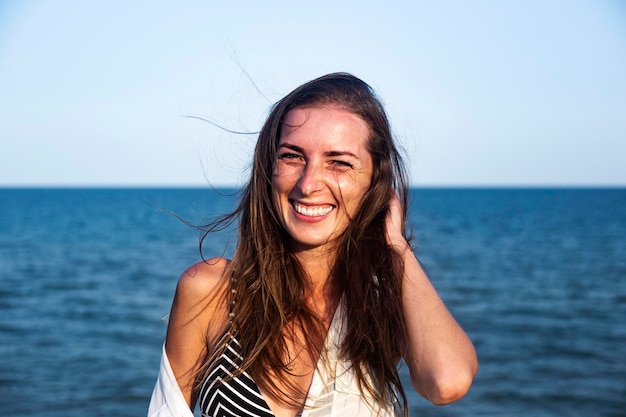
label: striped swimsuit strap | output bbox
[198,331,275,417]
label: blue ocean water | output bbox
[0,188,624,416]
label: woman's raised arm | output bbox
[386,192,478,405]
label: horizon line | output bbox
[1,183,625,190]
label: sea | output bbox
[0,187,624,417]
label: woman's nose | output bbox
[297,163,322,196]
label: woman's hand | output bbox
[385,189,410,253]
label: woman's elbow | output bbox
[428,372,475,405]
[412,362,478,406]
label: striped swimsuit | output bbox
[198,331,274,417]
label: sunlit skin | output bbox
[272,105,373,255]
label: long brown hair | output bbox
[200,72,410,415]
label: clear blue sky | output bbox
[1,0,624,187]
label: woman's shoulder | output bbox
[177,257,231,298]
[167,256,232,337]
[171,258,230,333]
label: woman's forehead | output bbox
[282,105,368,131]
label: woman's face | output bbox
[272,105,374,253]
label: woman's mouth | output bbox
[292,201,334,217]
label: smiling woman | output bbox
[272,106,373,252]
[148,73,478,417]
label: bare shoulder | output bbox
[176,257,231,303]
[167,257,231,349]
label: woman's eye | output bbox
[277,153,305,166]
[279,153,301,160]
[332,160,353,168]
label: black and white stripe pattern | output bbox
[199,332,275,417]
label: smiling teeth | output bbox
[294,203,333,217]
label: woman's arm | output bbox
[386,193,478,405]
[164,258,230,408]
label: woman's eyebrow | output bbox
[278,143,360,159]
[277,143,303,152]
[326,150,359,159]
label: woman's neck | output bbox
[292,247,343,322]
[293,246,333,285]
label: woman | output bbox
[149,73,477,417]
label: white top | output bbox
[147,343,194,417]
